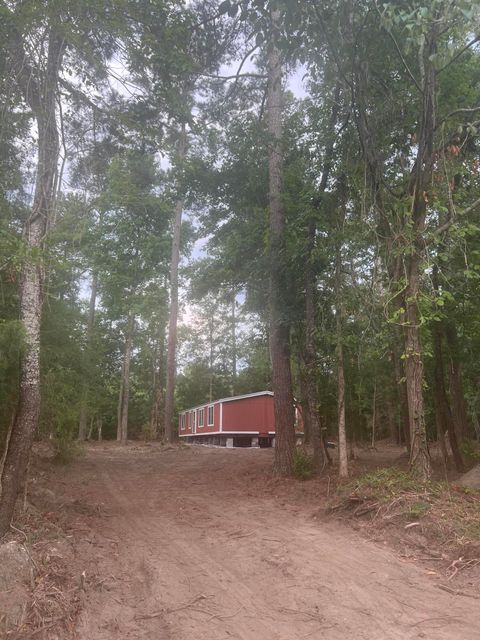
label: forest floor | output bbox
[5,441,480,639]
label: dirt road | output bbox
[54,444,479,639]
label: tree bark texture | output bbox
[304,221,329,466]
[267,6,295,476]
[78,271,98,440]
[150,322,166,439]
[335,238,348,479]
[118,312,135,444]
[404,255,431,479]
[117,357,125,442]
[299,376,312,446]
[164,125,187,443]
[0,27,65,536]
[404,24,438,480]
[231,289,237,396]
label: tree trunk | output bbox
[392,333,410,450]
[150,383,163,439]
[335,197,348,478]
[119,312,135,444]
[304,221,329,466]
[78,271,98,440]
[164,125,187,443]
[0,28,65,536]
[404,23,439,481]
[444,322,470,440]
[87,416,94,441]
[432,266,464,471]
[208,314,214,403]
[150,321,166,439]
[267,6,295,475]
[432,320,464,472]
[117,357,125,441]
[371,380,377,449]
[404,258,431,480]
[299,376,312,447]
[231,289,237,396]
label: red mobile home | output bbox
[178,390,303,447]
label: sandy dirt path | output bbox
[58,444,479,640]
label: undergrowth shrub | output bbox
[461,439,480,463]
[293,448,314,480]
[52,437,84,464]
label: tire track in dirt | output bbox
[73,446,479,640]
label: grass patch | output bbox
[346,467,443,498]
[330,466,480,551]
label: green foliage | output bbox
[51,436,85,465]
[292,448,314,480]
[1,0,480,468]
[348,467,442,496]
[461,439,480,463]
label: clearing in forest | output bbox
[13,443,480,640]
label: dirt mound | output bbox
[457,464,480,490]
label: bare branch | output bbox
[426,196,480,245]
[437,35,480,74]
[225,44,262,98]
[436,106,480,130]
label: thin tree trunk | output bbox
[392,333,410,449]
[371,380,377,449]
[304,221,329,467]
[119,312,135,444]
[208,314,214,403]
[303,84,340,466]
[0,28,65,536]
[78,271,98,440]
[432,267,464,471]
[304,221,318,450]
[432,321,463,471]
[164,125,187,443]
[231,289,236,396]
[267,6,295,476]
[150,321,166,439]
[404,258,431,479]
[117,357,125,441]
[336,250,348,479]
[87,416,94,441]
[299,374,312,446]
[150,383,163,439]
[445,322,470,440]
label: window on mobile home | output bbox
[207,405,214,426]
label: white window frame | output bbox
[198,408,204,427]
[207,405,214,426]
[191,411,196,433]
[180,413,186,431]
